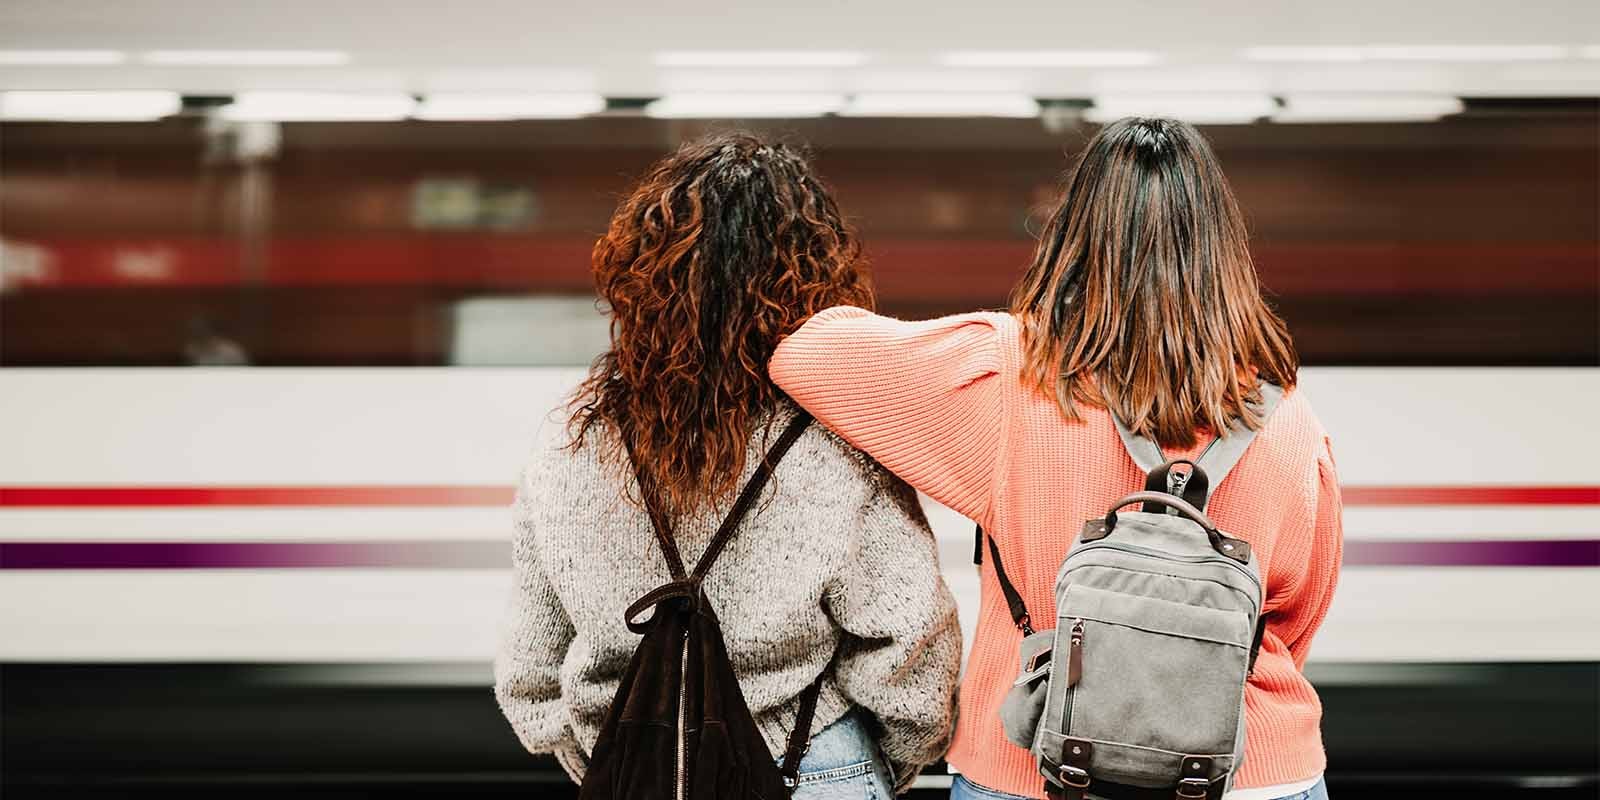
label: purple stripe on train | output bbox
[0,539,1596,570]
[1342,539,1600,567]
[0,541,506,569]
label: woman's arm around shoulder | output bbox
[824,456,963,793]
[493,462,587,781]
[770,305,1013,524]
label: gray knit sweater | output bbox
[493,406,963,790]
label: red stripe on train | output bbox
[0,486,514,507]
[1,485,1597,507]
[1340,486,1600,506]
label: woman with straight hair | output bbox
[495,132,962,798]
[771,118,1342,800]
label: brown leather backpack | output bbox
[579,413,824,800]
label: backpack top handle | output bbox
[1098,491,1253,564]
[1142,458,1209,512]
[1107,491,1216,530]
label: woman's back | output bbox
[773,118,1340,796]
[494,130,961,795]
[499,407,959,774]
[770,308,1341,795]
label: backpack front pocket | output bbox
[999,628,1057,748]
[1054,584,1252,775]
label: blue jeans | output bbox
[781,711,896,799]
[951,775,1329,800]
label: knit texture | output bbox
[493,405,963,791]
[771,307,1343,797]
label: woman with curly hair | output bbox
[495,132,962,798]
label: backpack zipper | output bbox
[1062,618,1084,733]
[1066,618,1085,688]
[1066,541,1263,599]
[676,629,689,800]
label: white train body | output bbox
[2,367,1596,665]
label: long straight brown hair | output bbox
[1010,117,1298,449]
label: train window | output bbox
[450,296,607,366]
[2,109,1595,367]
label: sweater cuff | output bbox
[553,737,588,784]
[881,723,957,794]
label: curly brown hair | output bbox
[569,132,873,521]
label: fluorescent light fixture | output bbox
[141,49,351,66]
[940,50,1159,68]
[414,93,605,120]
[1242,46,1365,63]
[655,51,866,67]
[854,70,1026,93]
[661,70,837,93]
[0,49,127,65]
[1576,45,1600,59]
[643,93,846,118]
[1243,44,1570,63]
[221,92,416,121]
[1363,44,1569,61]
[422,68,597,93]
[842,93,1040,117]
[1275,94,1464,123]
[1087,93,1276,125]
[0,90,181,121]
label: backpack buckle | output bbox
[1176,755,1214,798]
[1057,764,1091,789]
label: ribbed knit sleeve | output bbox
[1280,437,1345,669]
[825,468,963,792]
[494,471,586,781]
[770,305,1008,523]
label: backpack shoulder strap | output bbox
[690,410,813,580]
[778,663,830,787]
[1194,383,1284,495]
[627,410,814,582]
[1112,411,1167,474]
[626,432,688,581]
[979,524,1030,630]
[1111,382,1286,501]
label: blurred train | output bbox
[2,367,1597,797]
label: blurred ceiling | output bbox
[1,0,1597,96]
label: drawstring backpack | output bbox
[579,412,825,800]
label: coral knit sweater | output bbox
[770,306,1343,797]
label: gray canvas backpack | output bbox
[987,385,1282,800]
